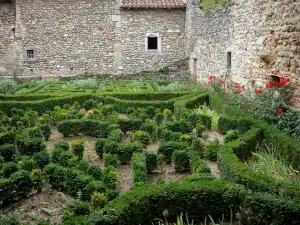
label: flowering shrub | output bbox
[198,73,300,141]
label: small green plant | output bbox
[131,130,151,147]
[179,134,193,143]
[172,150,190,172]
[104,153,119,168]
[196,123,206,138]
[145,152,158,172]
[30,168,45,192]
[102,166,118,188]
[0,79,17,94]
[71,140,85,159]
[204,138,220,162]
[95,138,106,158]
[68,79,98,89]
[195,103,219,130]
[90,192,108,210]
[200,0,227,11]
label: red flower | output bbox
[220,74,224,78]
[241,104,246,110]
[226,92,229,96]
[286,78,291,82]
[242,85,246,91]
[185,65,189,69]
[227,98,231,102]
[266,83,272,89]
[255,89,262,95]
[219,80,224,85]
[269,81,278,85]
[277,108,283,115]
[278,81,287,87]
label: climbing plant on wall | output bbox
[200,0,227,11]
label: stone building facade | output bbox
[0,0,299,104]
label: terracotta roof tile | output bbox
[121,0,186,9]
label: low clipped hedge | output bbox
[100,180,245,225]
[217,137,300,200]
[58,119,110,137]
[131,153,147,186]
[157,141,188,163]
[117,118,143,134]
[0,131,16,145]
[0,144,15,161]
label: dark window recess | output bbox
[27,50,35,59]
[227,52,232,69]
[148,37,158,50]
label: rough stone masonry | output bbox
[0,0,299,105]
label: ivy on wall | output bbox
[200,0,227,11]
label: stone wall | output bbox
[18,0,119,77]
[0,1,16,76]
[120,8,186,74]
[188,0,300,106]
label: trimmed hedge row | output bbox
[131,153,147,187]
[217,133,300,200]
[58,119,110,137]
[99,180,245,225]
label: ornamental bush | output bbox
[102,166,118,189]
[0,144,15,162]
[95,138,106,158]
[0,131,16,145]
[16,137,45,156]
[224,130,239,143]
[33,150,50,169]
[29,168,45,192]
[172,150,190,172]
[131,130,151,147]
[71,140,85,159]
[196,123,206,138]
[19,156,36,171]
[107,129,123,142]
[118,118,143,134]
[104,153,119,168]
[58,120,82,137]
[86,164,102,180]
[83,99,98,110]
[1,162,19,178]
[204,138,220,162]
[157,141,188,163]
[55,141,70,151]
[91,192,108,210]
[0,79,17,94]
[39,124,51,141]
[145,152,157,172]
[131,153,147,186]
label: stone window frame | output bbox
[25,48,37,62]
[145,33,161,53]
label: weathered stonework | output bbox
[0,1,15,76]
[187,0,300,106]
[0,0,299,104]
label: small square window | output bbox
[27,50,35,59]
[148,37,158,50]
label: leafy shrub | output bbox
[33,150,50,169]
[145,152,157,172]
[0,131,16,145]
[196,123,206,138]
[95,138,106,158]
[9,170,33,201]
[131,130,151,147]
[189,152,211,174]
[140,120,157,138]
[83,99,98,110]
[118,118,143,134]
[163,109,173,121]
[0,79,17,94]
[131,153,147,187]
[190,139,205,157]
[158,129,182,142]
[39,124,51,141]
[179,134,193,143]
[85,180,107,199]
[52,148,66,163]
[0,144,15,162]
[154,112,164,125]
[204,138,220,161]
[1,162,19,178]
[86,164,102,180]
[65,200,90,215]
[80,120,110,137]
[157,141,188,163]
[55,141,70,151]
[102,166,118,189]
[104,154,119,168]
[58,151,74,167]
[165,120,192,134]
[91,192,108,210]
[71,140,85,159]
[58,120,82,137]
[0,213,21,225]
[184,173,216,182]
[68,78,98,89]
[172,150,190,172]
[145,106,156,118]
[105,189,120,201]
[108,129,123,142]
[104,139,119,155]
[117,141,143,164]
[224,130,239,143]
[16,137,45,156]
[30,168,44,191]
[18,156,36,171]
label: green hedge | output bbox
[0,131,16,145]
[131,153,147,187]
[0,144,15,161]
[157,141,188,163]
[217,140,300,200]
[58,119,110,138]
[100,180,245,225]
